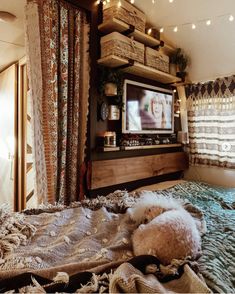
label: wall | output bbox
[184,166,235,188]
[0,64,17,207]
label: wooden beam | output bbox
[91,152,188,189]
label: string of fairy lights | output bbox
[96,0,234,33]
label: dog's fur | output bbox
[129,192,201,265]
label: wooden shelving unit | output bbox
[123,144,182,150]
[98,18,161,48]
[97,144,182,152]
[98,55,181,84]
[97,146,120,152]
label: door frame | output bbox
[16,57,27,211]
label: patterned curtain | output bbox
[25,0,90,205]
[185,76,235,169]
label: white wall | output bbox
[0,64,17,207]
[184,166,235,188]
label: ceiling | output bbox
[134,0,235,82]
[0,0,26,72]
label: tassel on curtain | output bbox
[184,75,235,169]
[25,0,90,205]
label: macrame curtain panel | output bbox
[185,75,235,169]
[25,0,90,205]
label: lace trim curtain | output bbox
[185,76,235,169]
[25,0,90,205]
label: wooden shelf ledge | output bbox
[98,55,181,84]
[99,18,161,48]
[123,144,182,150]
[96,144,182,152]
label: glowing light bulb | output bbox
[160,27,164,33]
[103,0,107,5]
[173,26,178,32]
[147,28,152,35]
[169,0,174,3]
[152,0,155,3]
[96,0,101,4]
[130,0,134,3]
[107,0,110,2]
[206,20,211,26]
[118,0,121,7]
[192,23,196,29]
[229,15,234,22]
[173,89,177,93]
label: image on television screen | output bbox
[123,80,174,134]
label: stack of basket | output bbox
[100,0,170,73]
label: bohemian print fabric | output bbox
[185,76,235,169]
[186,75,235,100]
[25,0,90,204]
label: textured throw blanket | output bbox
[0,189,211,293]
[0,205,36,262]
[0,181,234,293]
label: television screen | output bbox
[122,80,174,134]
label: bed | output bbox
[0,180,234,293]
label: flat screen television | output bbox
[122,80,174,134]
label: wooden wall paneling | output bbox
[91,151,188,189]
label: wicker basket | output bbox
[145,47,169,73]
[101,32,145,64]
[103,0,146,33]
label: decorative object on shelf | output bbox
[162,137,170,144]
[120,134,141,147]
[102,0,146,33]
[108,105,120,120]
[146,26,160,40]
[104,82,117,96]
[104,131,116,147]
[174,99,180,117]
[119,134,178,147]
[170,48,189,81]
[177,131,188,145]
[169,48,181,76]
[98,66,124,104]
[170,133,177,143]
[176,52,189,82]
[100,101,109,121]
